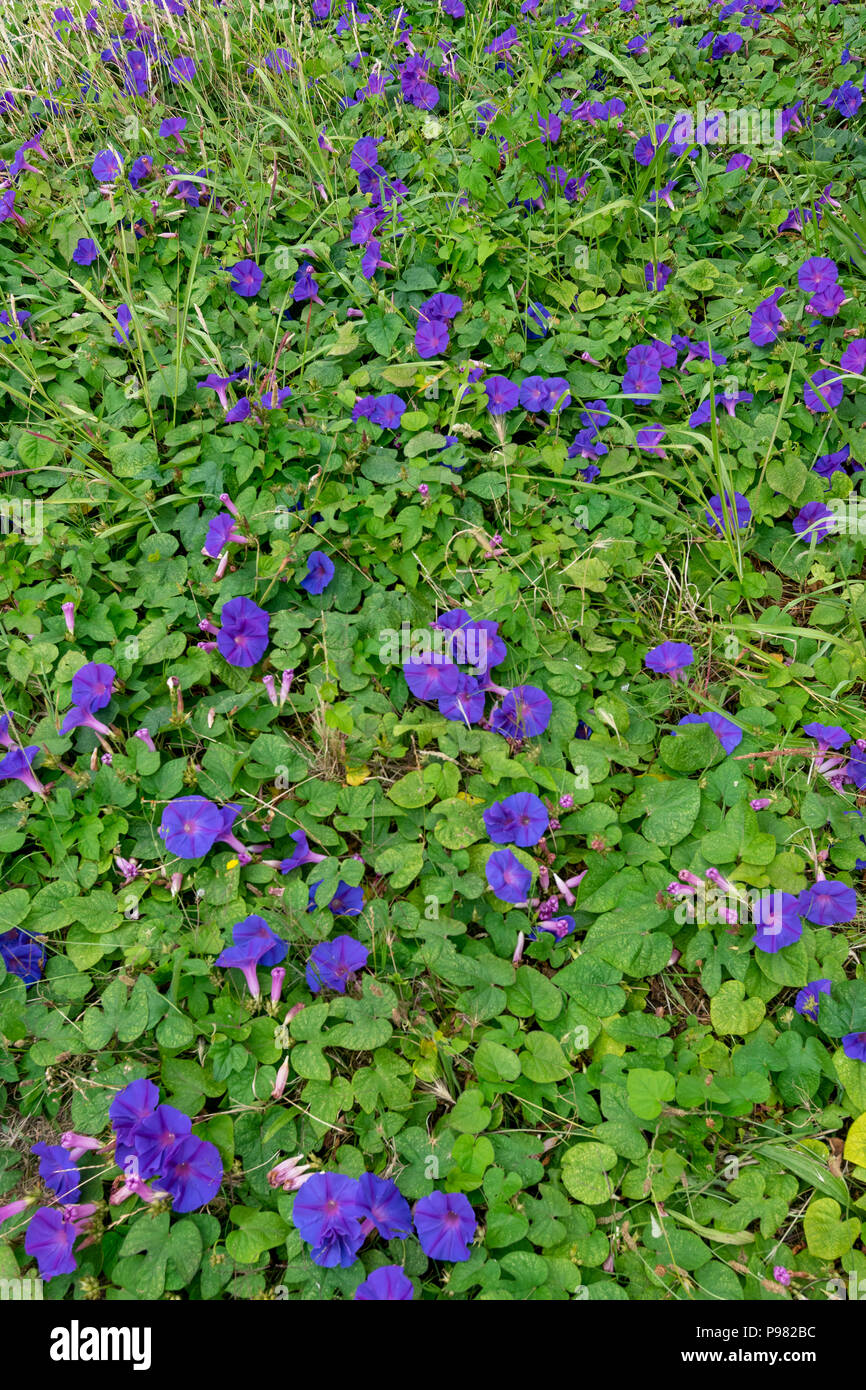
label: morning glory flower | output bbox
[751,892,803,953]
[355,1265,414,1300]
[415,317,450,358]
[293,263,322,304]
[483,792,549,847]
[530,915,577,942]
[802,723,850,751]
[109,1078,160,1148]
[492,685,552,739]
[113,303,132,345]
[91,148,123,181]
[160,1136,222,1212]
[71,662,115,712]
[24,1208,80,1280]
[71,237,99,266]
[0,745,45,796]
[793,501,835,543]
[413,1191,476,1261]
[622,361,661,400]
[60,706,112,737]
[438,673,485,724]
[794,978,832,1022]
[131,1105,192,1178]
[306,935,370,993]
[842,1032,866,1063]
[279,830,327,874]
[404,658,460,701]
[31,1143,81,1205]
[840,340,866,375]
[158,796,226,858]
[229,259,263,298]
[484,376,520,414]
[300,551,335,596]
[0,928,45,985]
[292,1172,365,1266]
[676,712,743,755]
[798,881,856,925]
[645,642,694,681]
[645,263,672,291]
[749,288,785,346]
[217,595,270,667]
[525,302,550,339]
[158,116,187,146]
[798,257,838,296]
[705,492,751,533]
[485,848,531,903]
[216,915,287,999]
[357,1173,413,1238]
[636,425,667,457]
[203,513,246,558]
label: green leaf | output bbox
[803,1198,860,1260]
[561,1142,618,1205]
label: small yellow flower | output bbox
[225,858,239,871]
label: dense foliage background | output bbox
[1,0,866,1302]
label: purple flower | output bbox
[158,116,187,144]
[798,881,856,926]
[306,934,369,993]
[705,492,751,533]
[229,259,263,298]
[726,153,752,172]
[293,263,321,304]
[798,257,838,296]
[0,928,45,986]
[645,641,694,682]
[485,848,531,903]
[842,1032,866,1063]
[525,302,550,339]
[204,513,245,558]
[159,796,225,858]
[404,657,460,702]
[0,745,45,796]
[483,792,549,847]
[109,1079,159,1148]
[225,396,251,423]
[217,595,270,667]
[91,148,123,181]
[71,662,116,712]
[802,723,850,752]
[793,502,835,543]
[645,262,672,291]
[60,706,112,738]
[493,685,552,738]
[216,915,287,998]
[24,1208,79,1280]
[635,425,666,457]
[355,1265,414,1299]
[300,550,335,596]
[72,237,99,266]
[113,303,132,345]
[438,673,485,724]
[807,283,846,318]
[676,711,743,755]
[415,317,450,359]
[131,1105,192,1179]
[749,288,784,347]
[279,830,327,874]
[484,375,520,415]
[357,1173,412,1238]
[537,112,561,143]
[292,1172,364,1266]
[840,339,866,375]
[160,1136,222,1212]
[413,1191,476,1261]
[795,978,832,1022]
[751,892,803,953]
[31,1143,81,1204]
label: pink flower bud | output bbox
[271,1057,290,1100]
[62,601,75,636]
[270,966,286,1005]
